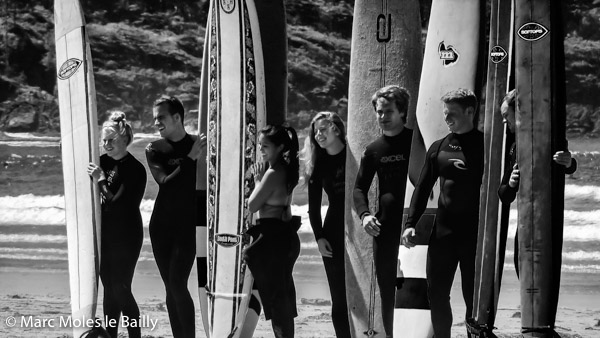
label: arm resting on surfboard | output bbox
[404,142,440,231]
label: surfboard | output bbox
[205,0,267,336]
[345,1,422,337]
[469,0,513,336]
[515,1,567,336]
[196,13,211,337]
[400,0,482,336]
[54,0,101,337]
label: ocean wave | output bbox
[1,193,598,239]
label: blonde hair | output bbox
[102,111,133,146]
[301,111,346,184]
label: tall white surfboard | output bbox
[54,0,101,337]
[401,0,482,336]
[205,0,266,337]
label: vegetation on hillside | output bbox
[0,0,598,137]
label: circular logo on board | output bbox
[490,45,507,64]
[220,0,235,13]
[215,233,241,247]
[517,22,549,41]
[57,58,82,80]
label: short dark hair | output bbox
[153,95,185,123]
[502,89,516,109]
[371,85,410,123]
[441,88,478,111]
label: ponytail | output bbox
[260,124,300,194]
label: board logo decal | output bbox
[220,0,235,13]
[490,46,507,64]
[215,233,241,247]
[517,22,548,41]
[438,42,459,67]
[57,58,82,80]
[376,14,391,43]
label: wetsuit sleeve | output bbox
[308,174,324,241]
[404,143,439,230]
[353,150,376,220]
[145,143,183,185]
[498,157,518,204]
[99,161,147,207]
[565,157,577,175]
[98,179,120,204]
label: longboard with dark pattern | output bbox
[205,0,266,336]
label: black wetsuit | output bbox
[244,216,301,338]
[405,129,484,338]
[353,128,413,337]
[308,147,350,338]
[146,134,196,338]
[98,153,146,338]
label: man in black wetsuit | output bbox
[353,85,413,337]
[145,96,206,338]
[402,88,483,338]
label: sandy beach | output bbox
[1,265,599,337]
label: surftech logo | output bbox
[215,233,241,247]
[57,58,82,80]
[518,22,549,41]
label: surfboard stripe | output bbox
[395,278,429,309]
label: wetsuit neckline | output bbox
[383,127,410,142]
[166,133,190,145]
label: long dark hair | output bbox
[302,111,346,184]
[260,124,299,194]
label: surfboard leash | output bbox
[364,238,378,337]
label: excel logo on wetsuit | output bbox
[215,233,241,247]
[449,159,467,170]
[380,154,406,163]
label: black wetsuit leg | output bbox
[100,237,142,338]
[427,234,459,338]
[374,219,402,338]
[322,234,350,338]
[427,231,477,338]
[150,224,196,338]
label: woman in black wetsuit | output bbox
[245,124,301,338]
[87,111,146,338]
[302,112,350,337]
